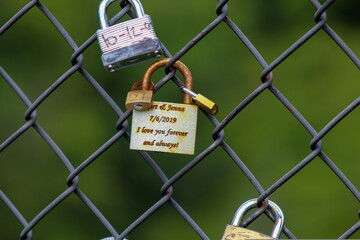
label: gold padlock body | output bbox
[125,90,153,110]
[194,94,218,115]
[221,225,274,240]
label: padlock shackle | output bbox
[231,198,284,239]
[142,59,193,105]
[131,80,154,91]
[99,0,145,29]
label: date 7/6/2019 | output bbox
[149,115,177,123]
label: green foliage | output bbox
[1,0,360,239]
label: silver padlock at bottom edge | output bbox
[97,0,162,72]
[221,198,284,240]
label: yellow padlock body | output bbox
[221,225,274,240]
[194,94,218,115]
[125,90,153,110]
[130,101,198,155]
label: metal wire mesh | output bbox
[1,0,360,239]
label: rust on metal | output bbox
[131,80,154,91]
[142,58,193,104]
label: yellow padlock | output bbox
[221,198,284,240]
[180,86,218,115]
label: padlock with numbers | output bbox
[130,58,217,155]
[221,198,284,240]
[125,80,154,110]
[97,0,162,72]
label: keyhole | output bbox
[134,103,143,110]
[129,57,139,63]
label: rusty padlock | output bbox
[97,0,162,72]
[130,58,217,155]
[125,80,154,110]
[221,198,284,240]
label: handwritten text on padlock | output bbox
[98,17,155,54]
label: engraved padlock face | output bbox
[129,59,198,155]
[130,101,198,155]
[221,225,274,240]
[97,0,162,72]
[126,80,154,110]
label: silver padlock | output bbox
[221,198,284,240]
[97,0,162,72]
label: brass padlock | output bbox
[97,0,162,71]
[221,198,284,240]
[180,86,218,115]
[130,58,202,155]
[125,80,154,110]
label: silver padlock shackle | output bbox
[231,198,284,239]
[98,0,145,29]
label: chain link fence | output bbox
[1,0,360,239]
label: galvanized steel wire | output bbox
[1,0,360,239]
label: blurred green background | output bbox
[1,0,360,239]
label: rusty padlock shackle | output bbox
[99,0,145,29]
[142,58,193,105]
[231,198,284,239]
[131,80,154,91]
